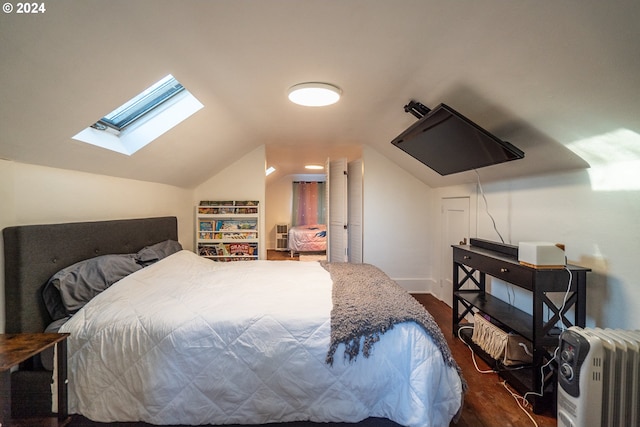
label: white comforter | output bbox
[61,250,462,426]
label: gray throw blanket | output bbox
[321,261,466,390]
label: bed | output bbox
[288,224,327,255]
[3,216,465,427]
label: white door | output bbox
[440,197,470,307]
[348,159,363,263]
[327,158,348,262]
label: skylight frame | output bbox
[94,75,186,132]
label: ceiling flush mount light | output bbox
[305,164,324,170]
[288,82,341,107]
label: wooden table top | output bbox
[0,333,69,371]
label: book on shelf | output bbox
[235,207,258,214]
[217,220,257,230]
[198,245,217,256]
[212,206,235,214]
[199,221,214,231]
[199,200,235,206]
[198,206,256,215]
[199,231,256,241]
[200,200,258,206]
[229,243,251,255]
[198,243,258,259]
[222,231,256,240]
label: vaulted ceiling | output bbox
[1,0,638,188]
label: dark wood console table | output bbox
[452,238,590,413]
[0,333,70,427]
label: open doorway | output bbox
[264,145,362,261]
[265,172,327,254]
[289,180,328,258]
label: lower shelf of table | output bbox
[4,416,70,427]
[457,326,557,414]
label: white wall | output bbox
[0,159,193,333]
[362,146,434,292]
[265,175,293,250]
[442,168,640,330]
[193,145,267,259]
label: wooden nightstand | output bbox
[0,333,70,427]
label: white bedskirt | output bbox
[60,250,462,426]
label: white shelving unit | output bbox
[275,224,289,251]
[196,201,259,261]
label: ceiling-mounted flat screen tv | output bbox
[390,103,524,175]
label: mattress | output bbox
[289,224,327,252]
[60,250,463,426]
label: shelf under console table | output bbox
[452,238,590,413]
[0,333,70,427]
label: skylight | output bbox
[97,75,185,132]
[73,74,203,155]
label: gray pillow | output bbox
[135,239,182,266]
[45,254,142,317]
[41,240,182,320]
[41,281,68,321]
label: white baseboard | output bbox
[393,277,438,294]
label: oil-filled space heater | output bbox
[557,326,640,427]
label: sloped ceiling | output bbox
[1,0,638,188]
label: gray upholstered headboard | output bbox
[3,216,178,334]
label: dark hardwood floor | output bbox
[267,249,299,260]
[64,252,557,427]
[412,294,556,427]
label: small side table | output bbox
[0,333,70,427]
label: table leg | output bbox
[56,341,68,421]
[0,369,10,425]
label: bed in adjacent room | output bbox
[3,216,465,427]
[288,224,327,256]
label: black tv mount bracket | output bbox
[403,100,430,119]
